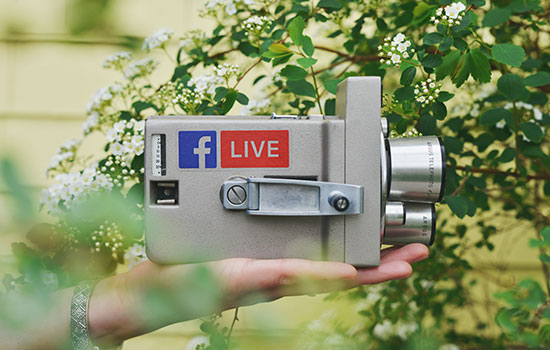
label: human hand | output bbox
[88,244,429,346]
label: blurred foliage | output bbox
[1,0,550,349]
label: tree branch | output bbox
[452,165,550,181]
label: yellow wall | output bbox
[0,1,544,349]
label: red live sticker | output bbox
[221,130,289,168]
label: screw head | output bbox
[334,197,350,211]
[227,185,247,205]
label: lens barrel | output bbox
[387,136,446,203]
[381,121,446,247]
[383,202,435,246]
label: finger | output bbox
[381,243,429,264]
[213,258,357,295]
[353,260,412,286]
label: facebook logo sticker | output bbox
[178,131,217,169]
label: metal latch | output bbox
[222,177,363,216]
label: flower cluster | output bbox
[431,2,466,27]
[241,15,271,35]
[106,119,145,163]
[124,57,159,80]
[102,51,132,70]
[40,167,114,214]
[214,63,239,81]
[142,27,174,51]
[174,89,205,114]
[189,74,224,95]
[91,221,126,260]
[378,33,414,66]
[373,319,419,341]
[155,81,181,113]
[86,83,124,116]
[204,0,256,16]
[241,98,270,115]
[124,243,148,269]
[99,153,142,189]
[414,78,441,107]
[179,30,208,53]
[47,138,82,175]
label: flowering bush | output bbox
[2,0,550,349]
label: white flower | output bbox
[102,51,132,70]
[439,344,460,350]
[390,54,401,64]
[534,108,543,120]
[112,142,124,156]
[179,30,208,52]
[134,120,145,132]
[189,74,224,95]
[124,58,159,80]
[392,33,405,44]
[186,336,210,350]
[142,27,174,51]
[214,63,239,79]
[452,1,466,12]
[124,243,148,269]
[396,322,418,340]
[396,42,407,53]
[83,113,99,135]
[496,120,506,129]
[241,15,270,32]
[225,2,237,15]
[419,96,426,102]
[106,128,120,142]
[403,52,409,58]
[241,98,270,115]
[373,320,393,340]
[436,8,443,15]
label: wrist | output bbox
[87,274,137,347]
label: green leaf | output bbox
[288,16,305,46]
[325,98,336,115]
[432,102,447,120]
[439,36,454,51]
[436,91,454,102]
[541,227,550,242]
[492,43,526,67]
[498,73,527,101]
[480,108,512,126]
[469,49,491,83]
[323,79,343,95]
[221,89,238,114]
[297,57,317,69]
[423,32,444,46]
[499,148,516,162]
[318,0,342,9]
[214,86,228,102]
[524,71,550,87]
[446,196,469,218]
[302,35,314,57]
[444,136,463,154]
[496,309,518,333]
[421,54,443,68]
[482,7,511,27]
[400,67,416,86]
[436,50,461,80]
[269,43,292,54]
[520,122,543,143]
[286,79,316,98]
[236,92,249,105]
[540,254,550,263]
[280,65,308,81]
[394,86,414,102]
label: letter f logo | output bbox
[193,136,211,169]
[179,131,217,169]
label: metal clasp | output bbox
[222,178,363,216]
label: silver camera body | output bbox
[144,77,445,267]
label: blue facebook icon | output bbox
[178,131,217,169]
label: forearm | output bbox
[0,288,73,350]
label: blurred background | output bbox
[0,0,543,349]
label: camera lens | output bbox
[383,202,435,246]
[386,136,446,203]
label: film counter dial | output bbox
[144,77,446,267]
